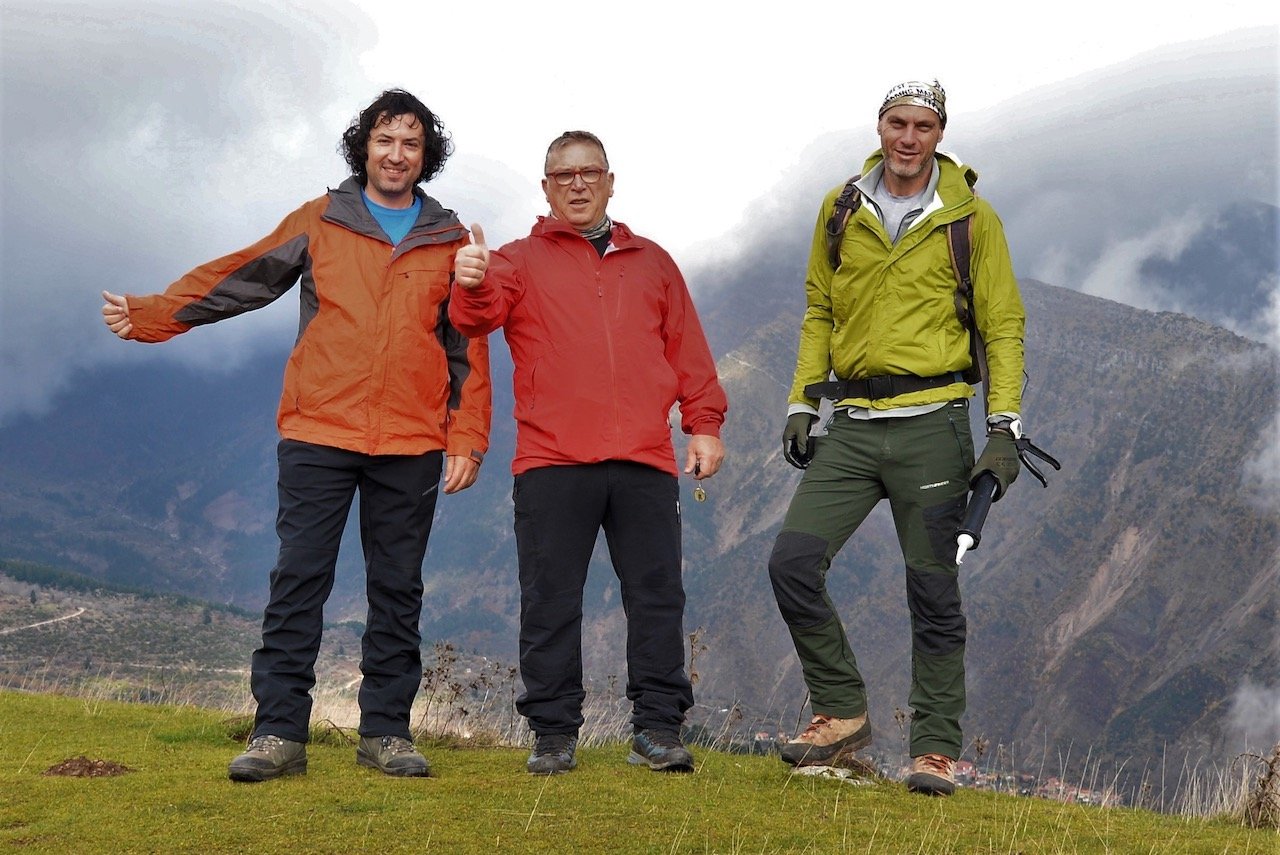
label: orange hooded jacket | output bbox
[124,178,490,460]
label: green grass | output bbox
[0,690,1272,854]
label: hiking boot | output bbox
[356,735,430,777]
[907,753,956,796]
[527,732,578,775]
[628,729,694,772]
[779,713,872,767]
[227,734,307,782]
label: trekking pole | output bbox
[955,473,998,564]
[955,436,1061,564]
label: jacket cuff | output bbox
[787,402,820,418]
[687,419,722,439]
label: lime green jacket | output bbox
[788,151,1025,416]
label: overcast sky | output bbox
[0,0,1277,426]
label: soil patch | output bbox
[42,755,134,777]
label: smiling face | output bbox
[876,104,944,195]
[542,140,614,230]
[364,112,425,208]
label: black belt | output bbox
[804,372,964,401]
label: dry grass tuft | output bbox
[1240,743,1280,830]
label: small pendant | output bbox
[693,485,707,503]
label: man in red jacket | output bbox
[101,90,490,782]
[451,130,727,774]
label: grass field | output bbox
[1,690,1273,854]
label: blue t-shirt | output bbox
[363,192,422,245]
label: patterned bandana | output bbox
[579,215,613,240]
[878,79,947,127]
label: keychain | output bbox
[693,461,706,502]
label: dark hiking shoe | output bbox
[628,729,694,772]
[779,713,872,767]
[356,735,430,777]
[228,734,307,782]
[527,732,578,775]
[907,753,956,796]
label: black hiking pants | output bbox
[512,461,693,735]
[251,439,442,743]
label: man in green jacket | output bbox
[768,80,1025,796]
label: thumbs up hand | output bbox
[454,223,489,290]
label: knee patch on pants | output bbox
[906,566,966,656]
[768,531,833,628]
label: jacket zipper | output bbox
[596,248,622,448]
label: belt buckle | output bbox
[867,375,893,399]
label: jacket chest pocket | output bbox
[396,267,451,327]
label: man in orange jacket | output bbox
[101,89,490,782]
[451,131,727,775]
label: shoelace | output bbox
[916,753,953,774]
[380,736,416,755]
[799,714,834,738]
[246,735,286,753]
[640,730,683,749]
[534,733,575,756]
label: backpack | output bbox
[822,176,988,396]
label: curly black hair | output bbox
[340,89,452,186]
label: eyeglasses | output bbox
[545,168,607,186]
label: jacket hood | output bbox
[325,176,463,239]
[529,215,638,246]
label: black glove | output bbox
[782,413,817,469]
[971,429,1020,500]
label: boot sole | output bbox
[780,726,873,767]
[356,754,430,777]
[627,750,694,772]
[906,771,955,796]
[228,758,307,782]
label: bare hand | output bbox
[443,454,480,494]
[454,223,489,290]
[101,290,133,338]
[683,434,724,479]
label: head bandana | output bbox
[878,80,947,127]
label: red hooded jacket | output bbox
[449,217,726,476]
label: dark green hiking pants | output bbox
[768,400,974,759]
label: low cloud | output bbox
[1076,213,1202,312]
[1227,679,1280,753]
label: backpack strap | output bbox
[824,176,991,415]
[824,176,862,270]
[947,215,990,417]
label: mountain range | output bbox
[3,201,1276,776]
[2,29,1277,778]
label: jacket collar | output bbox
[530,214,639,248]
[323,176,464,247]
[856,150,978,231]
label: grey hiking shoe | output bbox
[628,729,694,772]
[906,753,956,796]
[356,735,430,777]
[779,713,872,767]
[228,734,307,782]
[527,732,578,775]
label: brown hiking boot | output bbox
[779,713,872,767]
[907,753,956,796]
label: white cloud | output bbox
[1076,213,1202,311]
[0,2,1276,424]
[1228,679,1280,752]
